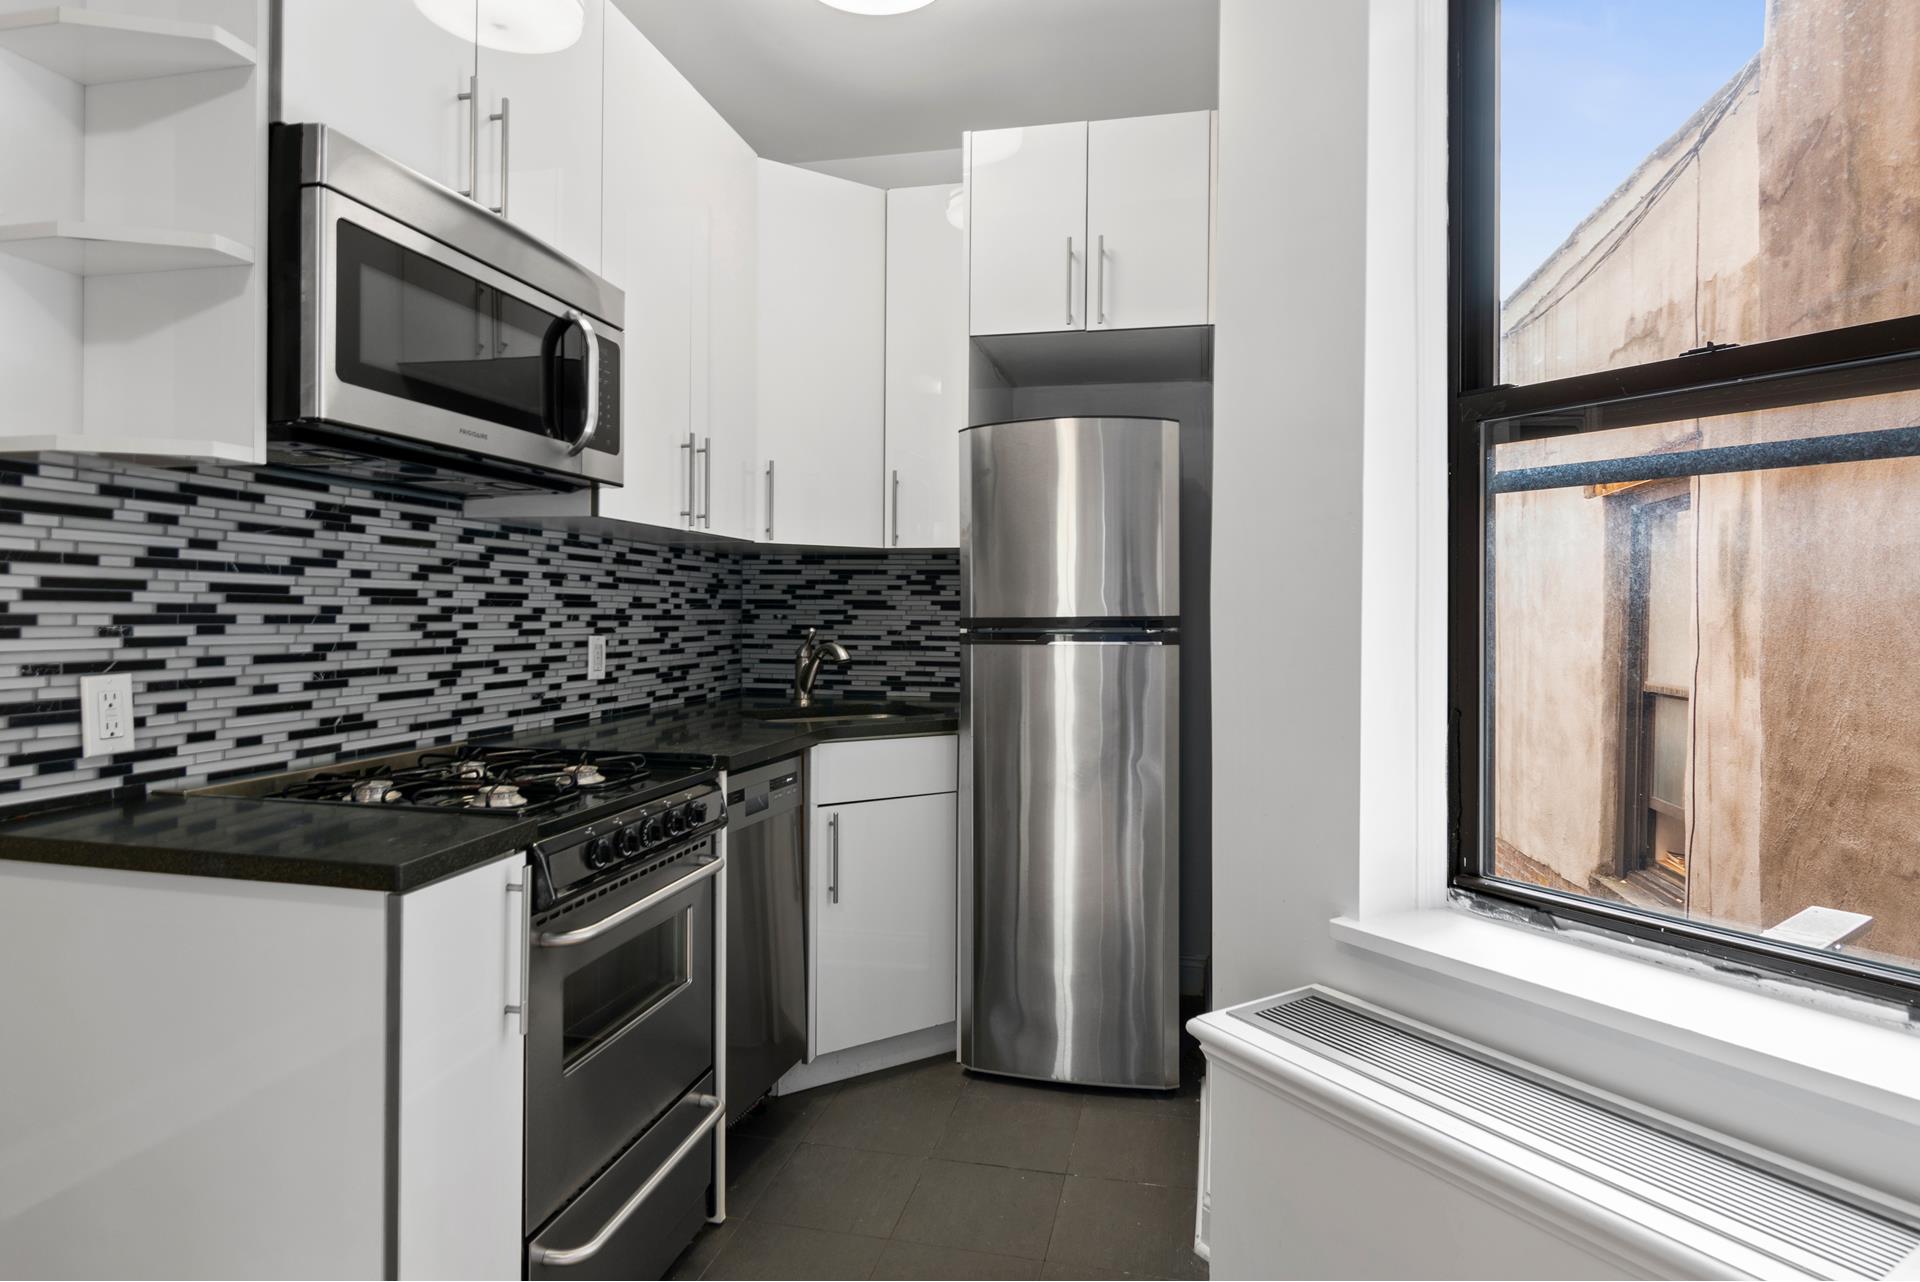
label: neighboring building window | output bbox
[1450,0,1920,1004]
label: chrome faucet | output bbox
[792,627,851,708]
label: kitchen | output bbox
[5,1,1920,1281]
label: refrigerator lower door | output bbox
[961,636,1179,1089]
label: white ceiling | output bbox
[611,0,1220,166]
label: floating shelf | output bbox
[0,221,253,276]
[0,6,256,85]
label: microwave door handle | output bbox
[564,309,598,457]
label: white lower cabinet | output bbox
[808,737,958,1060]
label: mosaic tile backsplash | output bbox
[0,454,959,809]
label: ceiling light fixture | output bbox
[815,0,938,14]
[415,0,586,54]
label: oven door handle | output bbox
[528,1092,724,1268]
[564,308,598,457]
[533,854,722,948]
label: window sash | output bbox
[1445,0,1920,1008]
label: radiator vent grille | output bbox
[1243,993,1918,1280]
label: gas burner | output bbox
[451,759,491,781]
[351,779,401,805]
[562,762,606,787]
[472,783,528,809]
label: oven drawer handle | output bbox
[528,1092,724,1268]
[533,855,723,948]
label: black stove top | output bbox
[268,744,662,815]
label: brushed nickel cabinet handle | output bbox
[457,76,479,200]
[489,96,511,215]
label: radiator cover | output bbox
[1235,991,1920,1280]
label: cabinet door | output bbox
[757,160,885,547]
[278,0,477,196]
[884,185,966,549]
[396,853,528,1280]
[698,116,762,541]
[813,794,958,1058]
[478,0,605,270]
[593,11,696,529]
[966,121,1087,336]
[1086,112,1213,330]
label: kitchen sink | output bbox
[744,700,938,724]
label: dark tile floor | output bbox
[669,1055,1208,1281]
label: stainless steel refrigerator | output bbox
[959,416,1180,1090]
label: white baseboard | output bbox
[773,1022,957,1095]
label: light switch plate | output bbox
[587,635,607,681]
[80,672,134,758]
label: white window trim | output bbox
[1350,0,1920,1119]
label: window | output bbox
[1450,0,1920,1004]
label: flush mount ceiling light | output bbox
[415,0,586,53]
[816,0,938,14]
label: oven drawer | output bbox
[528,1073,719,1281]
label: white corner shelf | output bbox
[0,6,256,85]
[0,221,253,276]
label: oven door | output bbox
[293,185,622,487]
[525,843,718,1229]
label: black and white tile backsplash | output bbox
[0,454,958,808]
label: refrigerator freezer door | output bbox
[961,417,1180,621]
[961,636,1179,1089]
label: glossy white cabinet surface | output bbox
[812,733,958,807]
[966,120,1088,336]
[278,0,477,195]
[813,790,959,1059]
[1087,111,1213,330]
[477,0,604,271]
[0,862,387,1278]
[592,9,758,536]
[756,159,885,547]
[396,854,527,1281]
[885,184,966,548]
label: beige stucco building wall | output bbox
[1493,0,1920,967]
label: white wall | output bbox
[1210,0,1920,1210]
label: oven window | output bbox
[335,221,585,436]
[562,908,692,1071]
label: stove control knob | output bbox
[618,825,644,857]
[639,816,665,846]
[664,806,690,838]
[687,800,710,825]
[584,836,617,870]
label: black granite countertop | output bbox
[517,696,959,773]
[0,697,957,893]
[0,793,535,893]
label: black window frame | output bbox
[1446,0,1920,1010]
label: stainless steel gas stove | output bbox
[193,740,729,1277]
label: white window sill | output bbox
[1330,907,1920,1128]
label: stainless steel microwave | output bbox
[268,123,623,495]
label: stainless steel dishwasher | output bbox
[726,757,807,1122]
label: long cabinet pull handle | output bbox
[1065,235,1074,326]
[764,461,775,541]
[489,97,511,215]
[827,813,840,904]
[528,1093,724,1266]
[699,437,712,528]
[1096,233,1107,326]
[891,470,901,546]
[457,76,479,199]
[680,433,696,523]
[505,877,528,1035]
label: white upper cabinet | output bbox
[278,0,477,195]
[279,0,604,271]
[884,184,966,548]
[588,9,755,536]
[966,120,1088,336]
[966,112,1214,337]
[476,0,604,271]
[1086,111,1213,330]
[756,160,885,547]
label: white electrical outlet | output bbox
[587,636,608,681]
[80,673,134,758]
